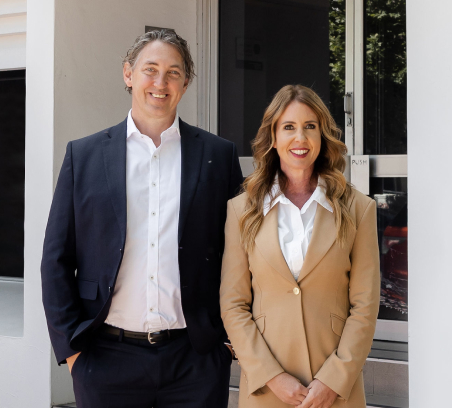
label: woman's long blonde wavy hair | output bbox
[240,85,355,252]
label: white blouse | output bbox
[263,177,333,280]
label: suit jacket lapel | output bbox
[297,205,337,282]
[255,204,296,284]
[178,119,204,243]
[102,119,127,243]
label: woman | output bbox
[220,85,380,408]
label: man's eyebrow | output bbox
[142,61,183,69]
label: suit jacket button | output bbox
[293,287,300,295]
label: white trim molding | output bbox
[196,0,219,133]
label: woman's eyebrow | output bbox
[280,120,318,125]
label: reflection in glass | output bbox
[0,70,25,278]
[219,0,346,156]
[370,177,407,321]
[364,0,407,154]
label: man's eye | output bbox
[170,71,180,76]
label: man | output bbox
[41,29,242,408]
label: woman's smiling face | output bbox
[274,100,322,176]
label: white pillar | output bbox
[407,0,452,406]
[0,0,72,406]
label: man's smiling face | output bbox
[123,40,188,120]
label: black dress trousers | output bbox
[71,331,232,408]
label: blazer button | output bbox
[293,287,300,295]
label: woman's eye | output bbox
[284,125,294,130]
[305,124,316,129]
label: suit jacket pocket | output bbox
[331,313,346,337]
[253,314,265,334]
[77,279,98,300]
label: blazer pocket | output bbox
[77,279,98,300]
[330,313,346,337]
[253,314,265,334]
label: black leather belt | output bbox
[100,324,187,344]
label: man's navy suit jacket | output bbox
[41,117,243,364]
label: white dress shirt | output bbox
[105,110,186,332]
[263,177,333,281]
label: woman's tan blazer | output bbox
[220,189,380,408]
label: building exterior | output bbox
[0,0,449,407]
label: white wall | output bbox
[54,0,198,177]
[0,0,27,70]
[0,0,55,406]
[407,1,452,406]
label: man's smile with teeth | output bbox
[151,93,167,98]
[290,149,309,156]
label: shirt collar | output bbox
[126,109,180,139]
[263,176,333,216]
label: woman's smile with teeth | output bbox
[290,149,309,156]
[151,93,167,98]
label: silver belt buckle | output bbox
[147,331,157,344]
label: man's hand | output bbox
[296,379,337,408]
[266,373,309,405]
[66,352,81,373]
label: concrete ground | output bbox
[0,279,24,337]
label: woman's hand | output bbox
[296,379,337,408]
[266,372,309,405]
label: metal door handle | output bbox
[344,92,353,114]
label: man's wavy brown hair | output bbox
[240,84,355,252]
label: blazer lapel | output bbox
[297,205,337,282]
[255,203,296,284]
[178,119,204,243]
[102,119,127,243]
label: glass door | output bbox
[346,0,407,341]
[217,0,407,342]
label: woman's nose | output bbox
[294,131,307,141]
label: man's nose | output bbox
[154,73,168,89]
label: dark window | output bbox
[371,177,408,322]
[0,70,25,278]
[219,0,346,156]
[364,0,407,154]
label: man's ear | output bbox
[182,77,189,93]
[123,62,133,89]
